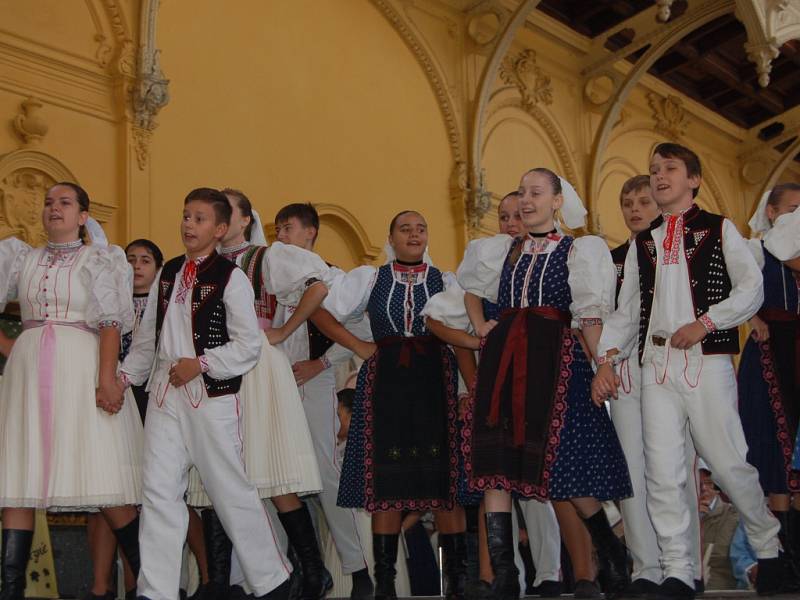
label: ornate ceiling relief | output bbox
[736,0,800,87]
[499,49,553,111]
[646,92,690,139]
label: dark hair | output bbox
[521,168,562,195]
[222,188,255,240]
[125,238,164,268]
[767,182,800,207]
[388,210,425,234]
[337,388,355,413]
[497,191,519,213]
[275,203,319,242]
[619,175,651,205]
[652,143,702,198]
[184,187,232,225]
[49,181,90,241]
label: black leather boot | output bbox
[112,516,141,578]
[440,532,468,600]
[581,510,629,600]
[199,509,233,600]
[277,505,332,600]
[485,512,520,600]
[756,554,800,595]
[348,567,373,600]
[0,529,33,600]
[372,534,399,600]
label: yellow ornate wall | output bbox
[1,0,798,270]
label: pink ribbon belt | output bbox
[22,320,95,499]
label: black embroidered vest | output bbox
[240,246,277,321]
[156,252,241,397]
[635,205,739,364]
[610,241,630,307]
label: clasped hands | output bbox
[590,319,708,406]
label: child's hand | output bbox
[749,315,769,342]
[169,358,202,387]
[591,362,620,405]
[670,321,708,350]
[292,359,325,386]
[476,320,497,339]
[266,326,287,346]
[96,378,124,414]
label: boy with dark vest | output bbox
[592,144,791,598]
[120,188,290,600]
[608,176,703,595]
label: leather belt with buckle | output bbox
[651,335,667,347]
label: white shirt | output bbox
[121,257,262,387]
[599,213,763,364]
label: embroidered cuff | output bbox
[698,314,716,334]
[98,319,122,330]
[319,355,332,370]
[580,317,603,328]
[198,355,210,373]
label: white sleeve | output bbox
[456,235,514,303]
[82,246,135,332]
[598,242,642,358]
[0,237,31,311]
[264,242,334,306]
[705,220,764,330]
[764,209,800,261]
[745,238,765,271]
[322,265,377,323]
[421,271,473,333]
[203,269,262,379]
[567,236,616,323]
[120,274,159,386]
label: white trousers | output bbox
[514,500,561,589]
[138,368,291,600]
[641,352,780,587]
[299,371,369,574]
[610,358,702,583]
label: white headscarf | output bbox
[383,241,433,265]
[558,177,587,230]
[748,190,772,236]
[249,208,268,246]
[85,216,108,246]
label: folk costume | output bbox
[599,203,783,591]
[324,257,462,600]
[0,231,143,599]
[120,251,290,600]
[184,238,327,599]
[608,240,702,588]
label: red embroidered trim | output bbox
[662,214,682,265]
[698,314,716,333]
[362,345,459,512]
[461,328,573,500]
[758,341,800,492]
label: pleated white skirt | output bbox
[186,334,321,506]
[0,325,143,509]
